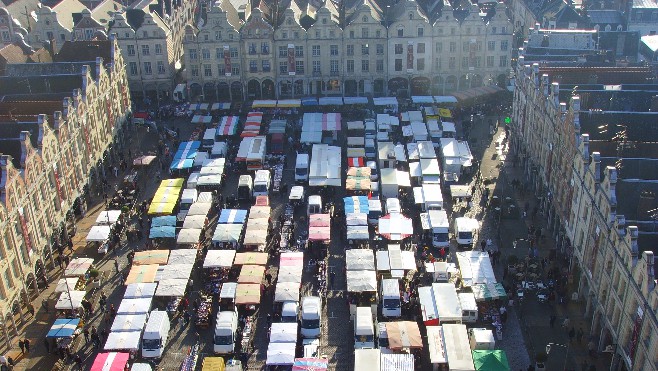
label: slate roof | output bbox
[55,40,111,64]
[587,9,623,26]
[45,0,89,31]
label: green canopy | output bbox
[471,283,507,302]
[472,350,510,371]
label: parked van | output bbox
[253,170,271,197]
[211,142,227,158]
[428,210,450,247]
[354,307,375,349]
[214,310,238,354]
[307,195,322,215]
[454,217,479,248]
[385,198,401,214]
[295,153,310,183]
[280,301,299,323]
[142,311,170,359]
[365,120,376,140]
[367,199,382,225]
[458,292,478,323]
[202,129,215,150]
[237,175,253,201]
[380,279,401,318]
[365,138,376,159]
[300,296,321,338]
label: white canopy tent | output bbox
[376,245,417,277]
[116,297,152,315]
[345,249,376,271]
[187,202,212,216]
[86,225,111,242]
[203,250,237,268]
[220,282,237,300]
[104,330,142,351]
[55,290,86,310]
[155,264,194,281]
[266,342,296,365]
[269,323,299,343]
[347,225,370,240]
[177,228,202,244]
[110,314,148,332]
[55,277,80,293]
[95,210,122,225]
[274,282,300,302]
[167,249,197,265]
[123,283,157,299]
[455,251,496,287]
[346,270,377,292]
[212,224,244,243]
[64,258,94,277]
[154,279,188,297]
[378,214,414,240]
[183,215,206,229]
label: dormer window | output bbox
[287,19,292,25]
[409,13,413,20]
[362,16,367,22]
[322,18,327,24]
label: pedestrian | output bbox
[114,258,119,274]
[74,354,82,370]
[43,337,50,353]
[562,316,570,329]
[480,240,486,251]
[183,311,191,325]
[549,314,556,328]
[109,304,116,317]
[265,273,272,286]
[577,327,584,343]
[24,338,30,353]
[83,328,90,343]
[18,339,24,353]
[27,303,35,317]
[55,255,62,268]
[100,328,108,342]
[330,270,336,288]
[569,327,575,342]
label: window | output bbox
[261,42,269,54]
[157,61,165,74]
[376,59,384,72]
[330,45,339,56]
[474,56,481,67]
[295,60,304,74]
[282,31,288,39]
[501,26,507,34]
[279,46,287,57]
[395,44,403,54]
[312,45,321,57]
[500,41,509,51]
[215,31,222,40]
[248,42,257,54]
[218,64,225,75]
[376,30,381,37]
[361,44,369,55]
[230,47,238,57]
[216,48,222,59]
[315,30,321,38]
[395,59,402,71]
[449,42,456,52]
[126,44,135,56]
[250,60,258,72]
[262,60,270,72]
[349,30,354,38]
[347,60,354,73]
[144,62,152,74]
[46,31,54,40]
[461,57,468,68]
[476,42,482,51]
[294,32,299,39]
[231,64,239,75]
[362,28,369,38]
[204,34,209,41]
[499,56,508,67]
[417,58,425,71]
[435,58,441,69]
[191,65,199,76]
[155,44,162,55]
[418,27,424,37]
[189,49,197,60]
[361,60,369,72]
[376,44,384,55]
[487,55,494,67]
[397,28,403,37]
[142,45,150,56]
[330,30,335,38]
[347,45,354,56]
[330,60,339,74]
[462,42,469,52]
[280,61,288,73]
[3,271,12,289]
[436,42,442,52]
[142,31,148,38]
[450,28,455,35]
[128,61,138,75]
[491,27,497,34]
[449,57,455,69]
[202,48,210,59]
[313,60,321,73]
[204,64,212,76]
[295,46,303,57]
[417,43,425,53]
[1,31,10,42]
[488,41,495,51]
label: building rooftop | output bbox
[580,112,658,142]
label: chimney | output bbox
[37,114,46,148]
[19,131,30,167]
[581,134,590,162]
[643,252,655,291]
[591,152,601,184]
[53,111,62,131]
[532,63,539,85]
[627,226,639,260]
[552,82,560,106]
[81,67,89,101]
[604,166,617,225]
[651,95,658,111]
[615,214,626,237]
[96,57,103,82]
[542,74,549,96]
[48,36,56,59]
[62,97,70,117]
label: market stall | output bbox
[472,350,510,371]
[235,283,261,305]
[379,169,411,198]
[238,265,265,283]
[426,326,448,370]
[110,314,148,332]
[86,225,111,242]
[456,251,496,287]
[203,250,236,268]
[117,297,152,315]
[55,277,82,293]
[293,358,329,371]
[149,226,176,239]
[125,264,159,285]
[308,213,330,242]
[103,330,141,352]
[133,155,157,167]
[380,354,414,371]
[195,291,213,328]
[155,264,194,281]
[266,342,296,366]
[346,270,377,293]
[378,213,414,240]
[96,210,122,225]
[133,250,170,266]
[90,352,130,371]
[376,244,417,278]
[234,252,268,266]
[385,321,423,351]
[46,318,81,354]
[154,279,188,297]
[274,282,301,303]
[346,249,376,271]
[212,224,244,245]
[167,249,198,265]
[123,283,157,299]
[55,290,86,311]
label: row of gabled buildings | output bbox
[0,37,130,347]
[511,26,658,371]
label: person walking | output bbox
[114,258,120,274]
[568,327,576,342]
[83,328,90,344]
[549,314,556,328]
[330,270,336,289]
[74,354,83,370]
[18,339,24,354]
[577,327,584,343]
[24,338,30,353]
[43,337,50,353]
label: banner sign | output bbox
[406,42,414,72]
[18,207,32,255]
[224,46,231,77]
[288,44,296,76]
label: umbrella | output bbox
[235,283,260,304]
[472,350,510,371]
[90,352,130,371]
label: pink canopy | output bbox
[308,214,330,227]
[90,352,129,371]
[293,358,329,370]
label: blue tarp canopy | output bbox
[218,209,248,224]
[343,97,369,105]
[170,159,193,170]
[151,216,176,227]
[47,318,80,338]
[343,196,369,214]
[173,141,201,160]
[149,226,176,238]
[301,97,318,106]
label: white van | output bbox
[385,198,401,214]
[380,279,401,318]
[237,175,253,201]
[214,310,238,354]
[307,195,322,215]
[365,120,376,140]
[280,301,299,323]
[253,170,271,197]
[295,153,310,183]
[300,296,321,338]
[142,311,170,359]
[428,210,450,247]
[354,307,375,349]
[202,129,215,150]
[454,217,479,248]
[458,292,478,323]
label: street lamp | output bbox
[546,342,570,371]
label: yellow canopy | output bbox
[159,178,185,188]
[148,201,177,215]
[202,356,226,371]
[439,108,452,118]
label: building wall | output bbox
[628,7,658,36]
[569,137,658,371]
[29,5,73,50]
[183,1,513,100]
[0,36,130,346]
